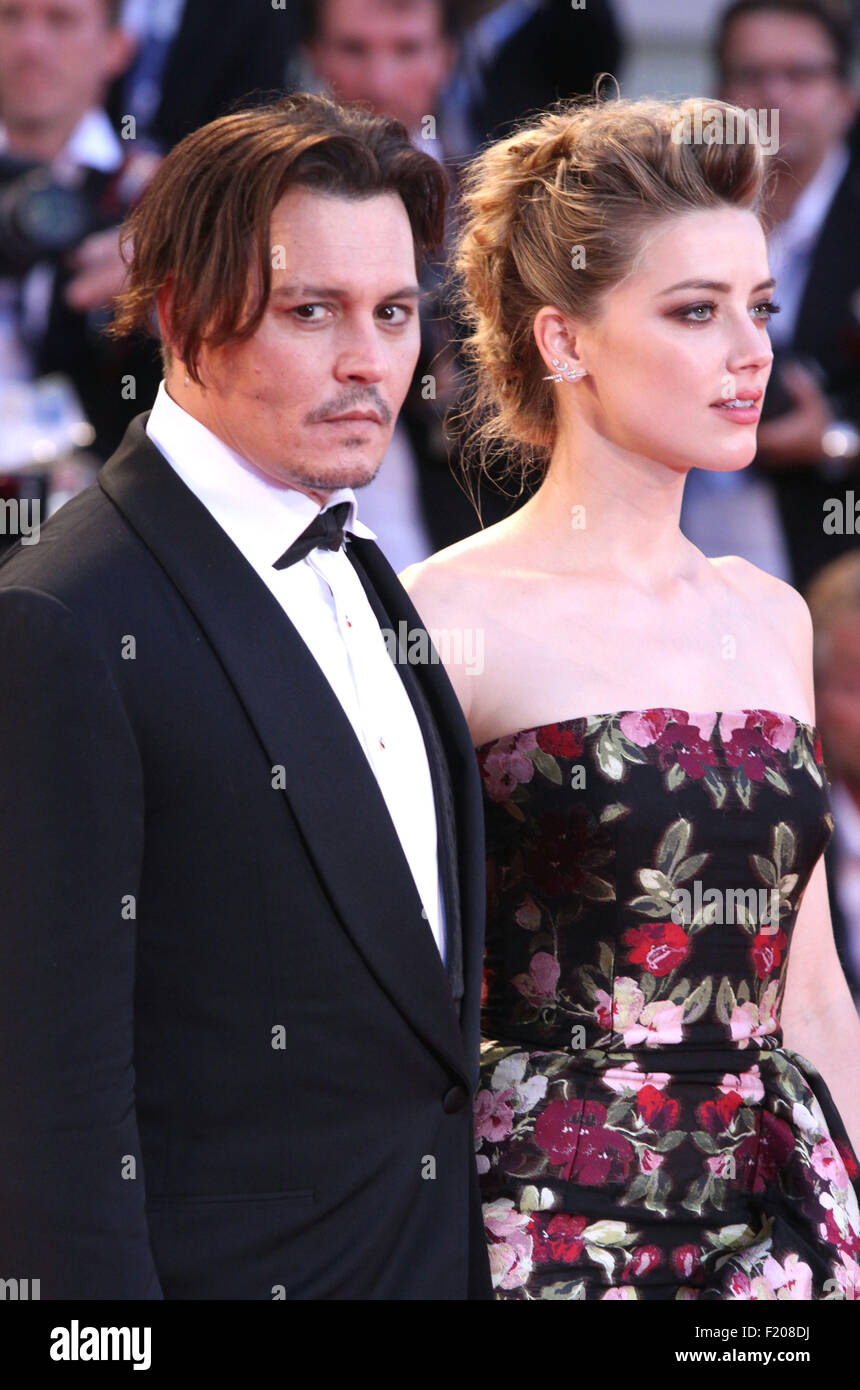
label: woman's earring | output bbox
[184,373,190,387]
[543,358,588,383]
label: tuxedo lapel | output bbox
[346,544,465,1011]
[98,416,470,1085]
[347,536,487,1085]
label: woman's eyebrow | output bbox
[656,277,777,296]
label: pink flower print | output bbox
[639,1148,664,1174]
[707,1153,738,1178]
[721,711,796,781]
[719,1065,764,1105]
[624,1000,685,1048]
[511,951,560,1006]
[619,709,675,747]
[729,1001,759,1044]
[483,1199,534,1291]
[761,1253,813,1300]
[474,1087,515,1144]
[686,712,717,740]
[601,1061,672,1095]
[480,731,538,801]
[594,988,612,1031]
[811,1138,851,1187]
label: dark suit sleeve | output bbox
[0,587,163,1298]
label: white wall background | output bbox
[612,0,732,100]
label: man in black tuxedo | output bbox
[0,92,493,1300]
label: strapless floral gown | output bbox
[475,708,860,1300]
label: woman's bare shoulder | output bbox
[708,553,809,624]
[399,520,515,619]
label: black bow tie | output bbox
[273,501,352,570]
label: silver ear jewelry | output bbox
[543,358,588,382]
[184,373,190,387]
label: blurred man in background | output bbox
[451,0,623,152]
[301,0,477,569]
[682,0,860,593]
[300,0,625,566]
[0,0,162,511]
[807,551,860,1012]
[301,0,458,150]
[109,0,300,154]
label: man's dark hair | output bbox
[714,0,856,82]
[299,0,462,43]
[110,91,448,382]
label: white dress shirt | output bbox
[145,382,446,961]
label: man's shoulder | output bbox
[0,474,142,609]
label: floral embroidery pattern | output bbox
[475,709,858,1300]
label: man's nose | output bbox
[334,321,387,382]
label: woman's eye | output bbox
[752,300,782,320]
[679,303,714,322]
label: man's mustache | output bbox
[304,387,392,426]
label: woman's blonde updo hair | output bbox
[453,92,770,488]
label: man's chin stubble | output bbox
[289,452,384,493]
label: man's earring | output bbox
[543,357,588,383]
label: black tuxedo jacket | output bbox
[0,414,493,1300]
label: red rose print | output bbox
[746,1110,794,1192]
[836,1138,859,1182]
[751,928,787,979]
[672,1244,703,1281]
[534,1097,586,1176]
[538,1214,589,1264]
[654,716,719,779]
[696,1090,744,1134]
[624,1245,662,1280]
[722,712,794,781]
[636,1084,680,1132]
[536,723,584,759]
[623,922,690,977]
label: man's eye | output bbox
[292,304,329,321]
[377,304,412,325]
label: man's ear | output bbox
[156,279,177,356]
[105,25,138,86]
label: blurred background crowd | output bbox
[2,0,860,1009]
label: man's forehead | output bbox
[269,278,421,302]
[320,0,444,38]
[269,189,419,284]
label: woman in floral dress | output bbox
[402,95,860,1299]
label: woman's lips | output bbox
[711,403,761,422]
